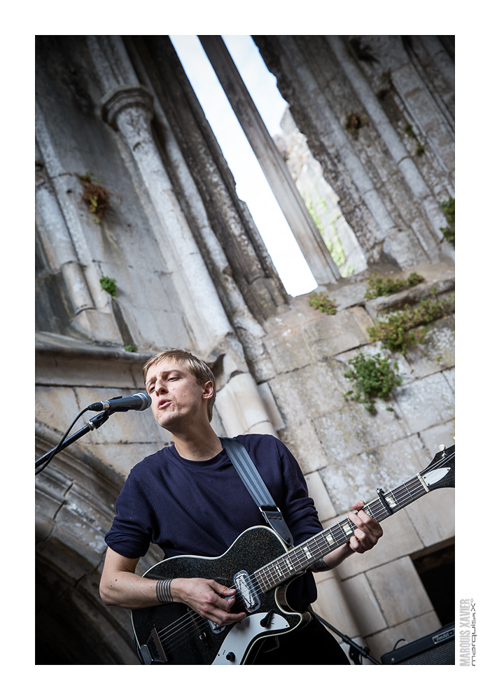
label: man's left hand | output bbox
[347,500,383,553]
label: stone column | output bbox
[199,35,340,286]
[98,77,234,356]
[327,36,445,259]
[36,151,94,318]
[277,35,428,270]
[88,36,276,434]
[35,111,123,343]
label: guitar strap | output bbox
[221,437,293,547]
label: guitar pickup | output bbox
[234,570,260,613]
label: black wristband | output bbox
[155,579,173,604]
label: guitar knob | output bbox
[226,652,236,662]
[260,610,274,628]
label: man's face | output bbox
[145,358,212,432]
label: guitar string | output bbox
[256,477,429,589]
[148,452,455,655]
[152,584,251,649]
[157,610,213,652]
[151,584,258,654]
[254,452,454,591]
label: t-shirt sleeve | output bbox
[105,470,154,559]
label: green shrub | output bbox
[364,272,424,300]
[344,352,402,413]
[367,296,455,354]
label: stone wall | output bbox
[35,35,454,664]
[255,35,455,271]
[254,260,454,659]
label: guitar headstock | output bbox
[419,444,455,491]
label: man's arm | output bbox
[99,547,246,625]
[310,500,383,572]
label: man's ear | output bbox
[202,380,214,400]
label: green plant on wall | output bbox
[364,271,425,300]
[77,172,121,224]
[344,352,402,413]
[439,197,455,246]
[308,291,337,315]
[100,276,117,298]
[345,112,368,138]
[367,295,455,354]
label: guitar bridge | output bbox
[139,626,168,664]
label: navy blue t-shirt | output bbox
[105,434,323,608]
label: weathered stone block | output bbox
[257,381,286,431]
[342,393,410,451]
[341,573,386,635]
[305,470,337,521]
[314,405,367,464]
[312,576,360,638]
[366,556,434,626]
[419,422,455,457]
[263,325,314,375]
[372,433,432,486]
[405,488,455,547]
[36,386,81,435]
[215,372,275,437]
[280,419,328,473]
[302,306,372,359]
[404,315,455,378]
[318,433,432,514]
[393,372,454,434]
[268,361,346,428]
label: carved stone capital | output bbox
[101,84,154,130]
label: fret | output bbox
[341,518,355,538]
[322,530,336,548]
[363,503,375,519]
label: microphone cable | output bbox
[35,407,91,476]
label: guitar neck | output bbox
[254,472,429,593]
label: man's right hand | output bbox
[172,578,247,626]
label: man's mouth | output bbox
[158,400,171,409]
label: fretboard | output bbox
[254,472,428,593]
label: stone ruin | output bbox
[35,35,454,664]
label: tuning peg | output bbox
[439,444,446,451]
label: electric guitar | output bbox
[132,444,455,665]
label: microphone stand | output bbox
[35,410,113,471]
[313,612,381,665]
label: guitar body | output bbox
[132,526,309,665]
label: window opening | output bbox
[222,35,366,279]
[171,35,316,297]
[412,541,455,626]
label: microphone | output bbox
[87,392,152,413]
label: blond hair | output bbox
[143,350,216,420]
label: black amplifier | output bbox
[381,623,455,665]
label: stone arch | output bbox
[35,425,158,664]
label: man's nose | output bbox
[155,380,167,395]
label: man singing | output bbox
[100,349,383,664]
